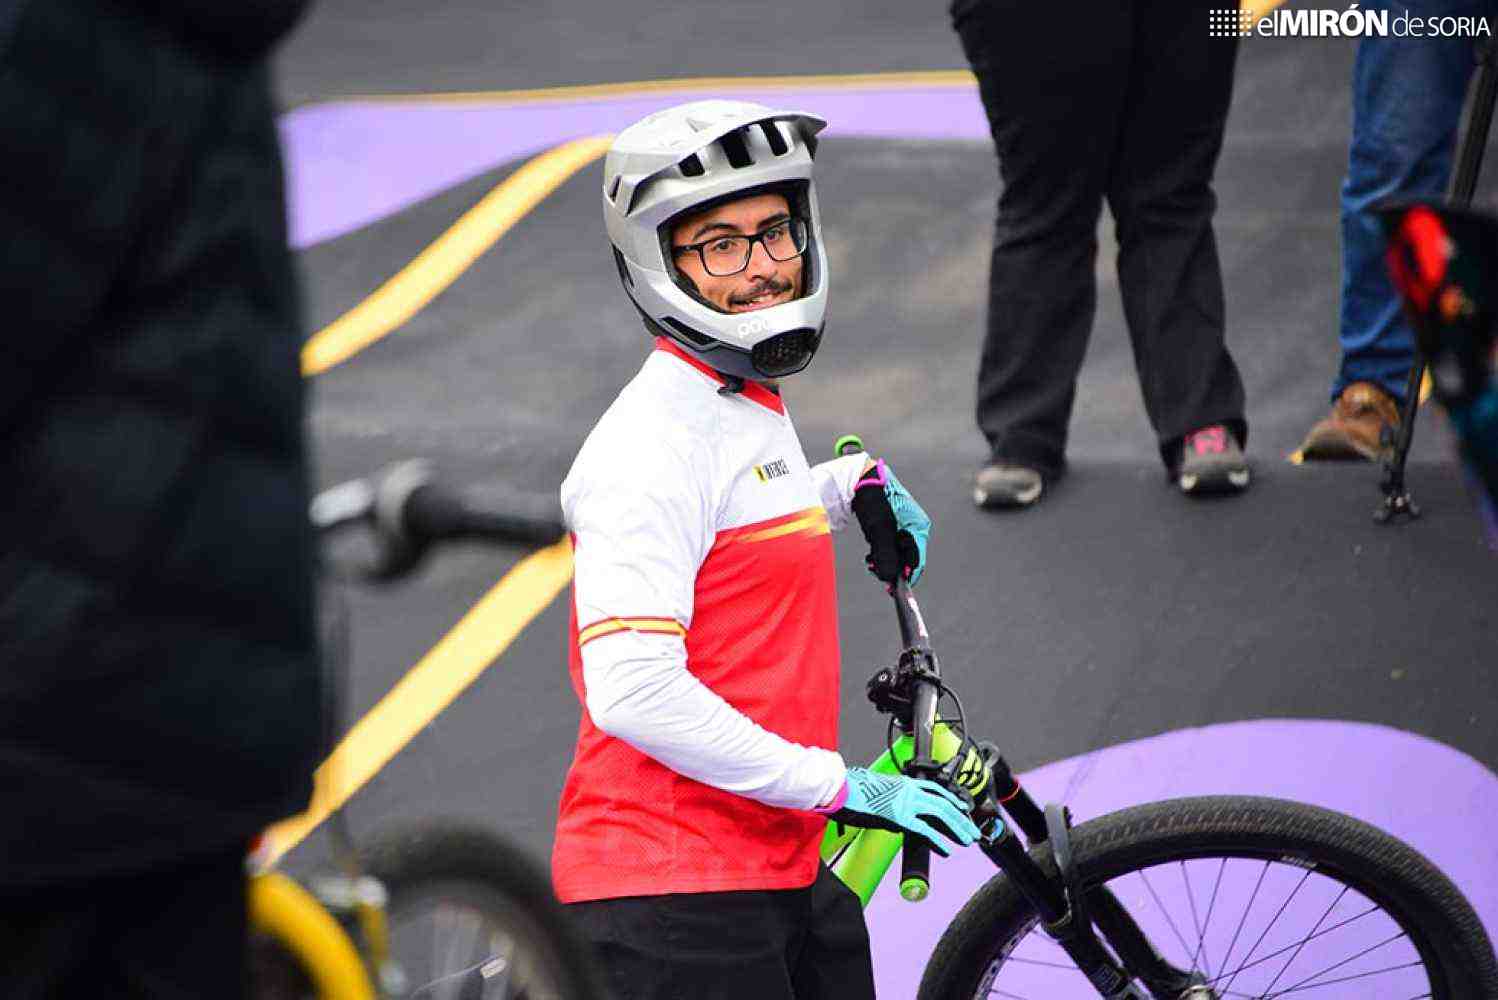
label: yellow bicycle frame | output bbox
[247,872,377,1000]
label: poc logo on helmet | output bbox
[737,315,774,337]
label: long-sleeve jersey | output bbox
[551,338,867,903]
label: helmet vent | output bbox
[661,317,716,348]
[679,154,705,177]
[752,330,819,378]
[760,122,789,156]
[609,176,622,201]
[718,128,753,169]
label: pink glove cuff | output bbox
[854,458,888,492]
[814,779,850,814]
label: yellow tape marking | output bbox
[300,135,613,376]
[261,538,575,866]
[330,70,979,107]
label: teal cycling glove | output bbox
[850,460,931,586]
[818,767,979,857]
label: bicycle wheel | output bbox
[363,822,604,1000]
[919,796,1497,999]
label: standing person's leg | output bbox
[567,887,807,1000]
[1301,0,1481,460]
[1105,0,1248,480]
[789,865,875,999]
[952,0,1132,503]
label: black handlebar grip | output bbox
[402,482,471,543]
[404,483,566,548]
[900,837,931,902]
[458,508,567,547]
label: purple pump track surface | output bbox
[865,719,1497,998]
[278,86,988,248]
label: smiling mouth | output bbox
[728,287,791,312]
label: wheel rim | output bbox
[386,880,570,1000]
[975,856,1439,999]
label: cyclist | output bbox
[553,100,980,1000]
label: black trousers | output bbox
[566,864,875,1000]
[954,0,1249,477]
[0,848,246,999]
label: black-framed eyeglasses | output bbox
[672,217,809,277]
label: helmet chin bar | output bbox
[752,329,821,377]
[641,314,823,382]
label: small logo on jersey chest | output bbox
[754,459,791,483]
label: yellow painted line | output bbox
[300,134,613,376]
[314,14,1297,108]
[260,538,575,867]
[334,70,978,107]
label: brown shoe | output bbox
[1296,381,1401,461]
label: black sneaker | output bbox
[1177,425,1250,495]
[973,462,1044,509]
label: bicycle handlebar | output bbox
[837,433,942,900]
[312,459,566,581]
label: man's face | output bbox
[669,192,804,314]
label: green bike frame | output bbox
[820,723,991,906]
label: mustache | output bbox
[727,278,793,305]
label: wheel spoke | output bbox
[443,907,482,1000]
[1265,932,1417,996]
[1189,857,1228,981]
[1137,867,1197,965]
[1259,885,1350,996]
[1267,958,1424,994]
[1218,860,1270,978]
[1219,866,1313,995]
[1003,955,1082,971]
[1181,860,1210,977]
[1206,903,1388,985]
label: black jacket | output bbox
[0,0,321,887]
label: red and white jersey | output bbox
[552,338,867,904]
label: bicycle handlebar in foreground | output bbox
[311,459,566,582]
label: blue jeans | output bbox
[1338,0,1491,402]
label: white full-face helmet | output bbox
[603,99,829,382]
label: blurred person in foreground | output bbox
[553,100,978,1000]
[1298,1,1498,462]
[952,0,1250,508]
[0,1,321,995]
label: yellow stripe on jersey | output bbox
[737,508,831,545]
[578,617,687,647]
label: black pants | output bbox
[954,0,1248,478]
[0,848,246,999]
[566,864,875,1000]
